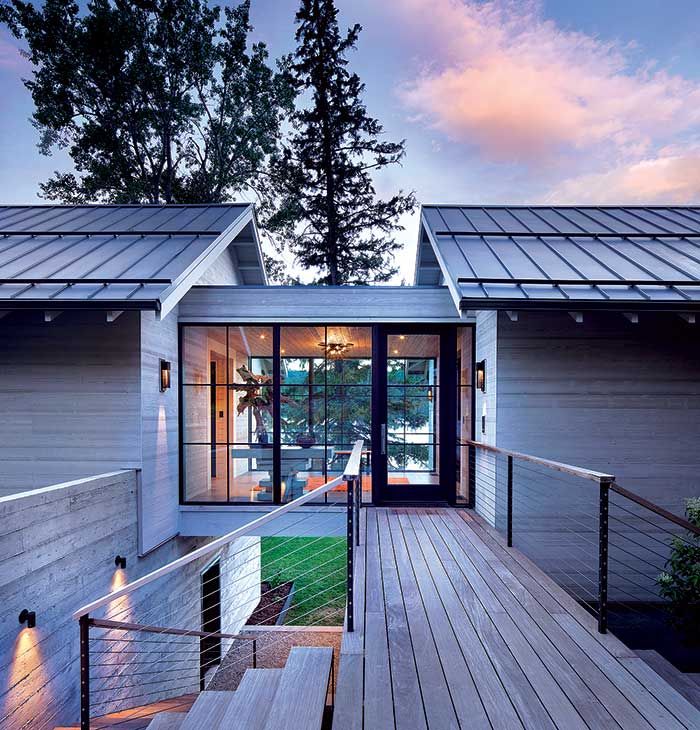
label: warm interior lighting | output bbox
[399,335,406,340]
[159,359,171,392]
[392,348,399,355]
[476,360,486,392]
[18,609,36,629]
[114,555,127,569]
[318,340,354,358]
[259,333,266,339]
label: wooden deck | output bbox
[333,507,700,730]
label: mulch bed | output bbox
[247,581,294,625]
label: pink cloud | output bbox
[395,0,700,165]
[0,34,30,72]
[547,151,700,204]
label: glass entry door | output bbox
[373,326,455,503]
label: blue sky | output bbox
[2,0,700,280]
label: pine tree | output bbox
[267,0,416,285]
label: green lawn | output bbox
[261,536,347,626]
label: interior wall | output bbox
[0,311,141,498]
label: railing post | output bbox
[507,455,513,547]
[356,458,362,547]
[346,477,355,633]
[468,443,476,509]
[598,480,610,634]
[79,614,90,730]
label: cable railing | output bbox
[462,439,700,654]
[72,439,364,730]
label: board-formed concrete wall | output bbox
[0,470,260,730]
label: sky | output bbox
[2,0,700,282]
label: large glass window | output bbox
[182,326,274,502]
[181,325,371,504]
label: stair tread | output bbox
[147,711,188,729]
[219,669,283,729]
[636,650,700,709]
[180,690,237,730]
[263,647,333,730]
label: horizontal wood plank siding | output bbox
[178,286,464,323]
[0,311,141,498]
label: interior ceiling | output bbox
[201,326,440,359]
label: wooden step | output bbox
[263,647,333,730]
[179,691,236,730]
[147,711,188,729]
[219,669,283,729]
[637,650,700,709]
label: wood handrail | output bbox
[342,439,364,481]
[73,440,364,620]
[610,483,700,537]
[89,618,257,642]
[461,439,615,483]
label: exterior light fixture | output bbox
[19,609,36,629]
[427,387,434,402]
[481,402,487,435]
[114,555,127,569]
[476,360,486,392]
[159,359,171,392]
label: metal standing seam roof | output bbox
[418,205,700,310]
[0,203,264,318]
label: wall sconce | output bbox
[114,555,127,570]
[19,609,36,629]
[476,360,486,392]
[427,387,434,402]
[481,402,487,435]
[159,359,171,392]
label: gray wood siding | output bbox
[194,247,241,286]
[496,310,700,508]
[0,470,259,730]
[178,286,465,323]
[139,308,180,553]
[0,311,141,497]
[474,311,499,525]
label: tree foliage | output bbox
[267,0,416,285]
[1,0,293,204]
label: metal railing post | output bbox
[347,477,355,632]
[79,614,90,730]
[598,480,610,634]
[468,444,476,508]
[356,458,362,547]
[507,455,513,547]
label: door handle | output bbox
[381,424,387,455]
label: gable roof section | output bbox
[418,205,700,311]
[0,203,265,318]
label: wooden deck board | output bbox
[332,507,700,730]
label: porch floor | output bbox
[333,507,700,729]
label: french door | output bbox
[372,325,456,503]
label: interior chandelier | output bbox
[318,340,354,358]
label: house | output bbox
[1,203,699,729]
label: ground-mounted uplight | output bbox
[114,555,127,570]
[18,609,36,629]
[159,359,171,392]
[476,360,486,392]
